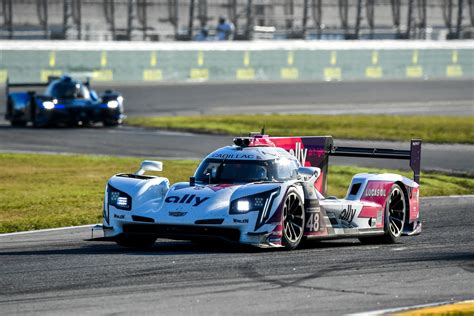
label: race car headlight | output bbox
[107,100,119,109]
[108,185,132,211]
[230,188,280,215]
[236,200,250,212]
[42,101,55,110]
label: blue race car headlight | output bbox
[108,185,132,211]
[107,100,119,109]
[230,188,280,213]
[42,101,55,110]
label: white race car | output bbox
[95,133,422,250]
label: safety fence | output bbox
[1,40,473,83]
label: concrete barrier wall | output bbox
[1,40,473,83]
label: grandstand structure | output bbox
[1,0,473,41]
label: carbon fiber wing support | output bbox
[329,139,422,184]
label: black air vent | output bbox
[132,215,155,223]
[117,173,153,180]
[195,219,224,225]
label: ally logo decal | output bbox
[165,194,209,207]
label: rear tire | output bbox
[359,184,407,244]
[10,120,27,127]
[116,235,156,249]
[282,187,305,250]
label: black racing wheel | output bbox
[282,187,305,250]
[359,183,407,244]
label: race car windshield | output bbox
[195,158,299,184]
[47,82,90,99]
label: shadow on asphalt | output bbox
[0,239,366,256]
[0,123,119,130]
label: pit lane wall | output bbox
[1,40,473,83]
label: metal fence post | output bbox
[104,0,116,40]
[312,0,322,39]
[188,0,195,39]
[406,0,414,39]
[37,0,48,39]
[355,0,362,39]
[245,0,253,40]
[456,0,464,38]
[367,0,375,39]
[302,0,309,38]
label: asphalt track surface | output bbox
[94,79,474,116]
[0,80,473,173]
[1,125,473,174]
[0,196,473,315]
[1,80,473,117]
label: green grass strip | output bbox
[126,114,474,144]
[1,153,473,233]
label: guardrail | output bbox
[1,40,473,83]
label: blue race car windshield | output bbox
[46,81,91,99]
[195,158,299,184]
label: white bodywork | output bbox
[101,144,419,247]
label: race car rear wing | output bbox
[269,136,421,194]
[5,77,49,97]
[5,76,91,96]
[329,139,422,184]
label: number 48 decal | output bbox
[306,212,320,232]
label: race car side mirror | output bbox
[298,167,321,181]
[135,160,163,175]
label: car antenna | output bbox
[261,125,265,135]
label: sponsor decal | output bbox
[233,218,249,224]
[364,188,387,197]
[212,153,254,159]
[208,184,236,192]
[340,205,357,223]
[114,214,125,219]
[165,194,209,207]
[169,211,187,217]
[305,212,320,232]
[289,142,308,166]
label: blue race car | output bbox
[5,75,125,127]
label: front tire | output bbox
[359,184,407,244]
[103,119,120,127]
[282,187,305,250]
[116,235,156,249]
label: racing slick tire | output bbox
[31,104,52,128]
[359,184,407,244]
[115,235,156,249]
[282,187,305,250]
[103,119,120,127]
[10,120,27,127]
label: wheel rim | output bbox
[283,192,304,243]
[388,187,406,238]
